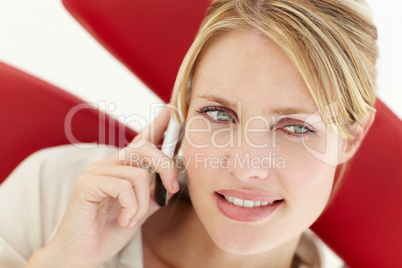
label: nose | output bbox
[228,159,271,181]
[226,123,274,181]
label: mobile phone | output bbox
[153,114,183,206]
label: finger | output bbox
[85,165,153,223]
[96,139,180,194]
[114,143,179,194]
[85,165,150,184]
[85,166,152,223]
[83,176,139,228]
[130,173,150,221]
[132,106,171,145]
[149,181,177,207]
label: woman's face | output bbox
[182,30,344,255]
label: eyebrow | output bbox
[197,94,316,116]
[197,94,237,111]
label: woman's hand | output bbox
[27,107,180,268]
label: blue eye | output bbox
[280,123,317,139]
[196,106,236,123]
[273,118,317,138]
[283,125,309,134]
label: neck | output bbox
[143,196,300,268]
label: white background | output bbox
[0,0,401,131]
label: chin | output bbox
[208,225,282,256]
[216,243,270,256]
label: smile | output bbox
[215,191,284,222]
[223,195,275,208]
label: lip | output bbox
[216,189,282,202]
[215,190,284,222]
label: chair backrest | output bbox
[63,0,211,104]
[311,98,402,266]
[0,61,136,182]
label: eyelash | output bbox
[196,106,237,123]
[196,106,317,137]
[278,124,317,138]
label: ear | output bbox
[339,112,375,164]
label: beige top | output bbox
[0,144,344,268]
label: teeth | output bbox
[243,200,254,208]
[233,198,243,206]
[223,195,275,208]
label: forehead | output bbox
[191,30,318,115]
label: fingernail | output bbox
[172,179,179,192]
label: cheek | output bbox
[182,138,209,189]
[182,138,219,226]
[279,145,336,220]
[182,131,229,209]
[273,133,339,221]
[183,119,230,176]
[184,116,212,148]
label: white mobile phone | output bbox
[153,115,183,206]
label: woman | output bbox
[0,0,377,267]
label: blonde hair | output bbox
[171,0,378,140]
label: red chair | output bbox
[0,61,136,182]
[61,0,402,267]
